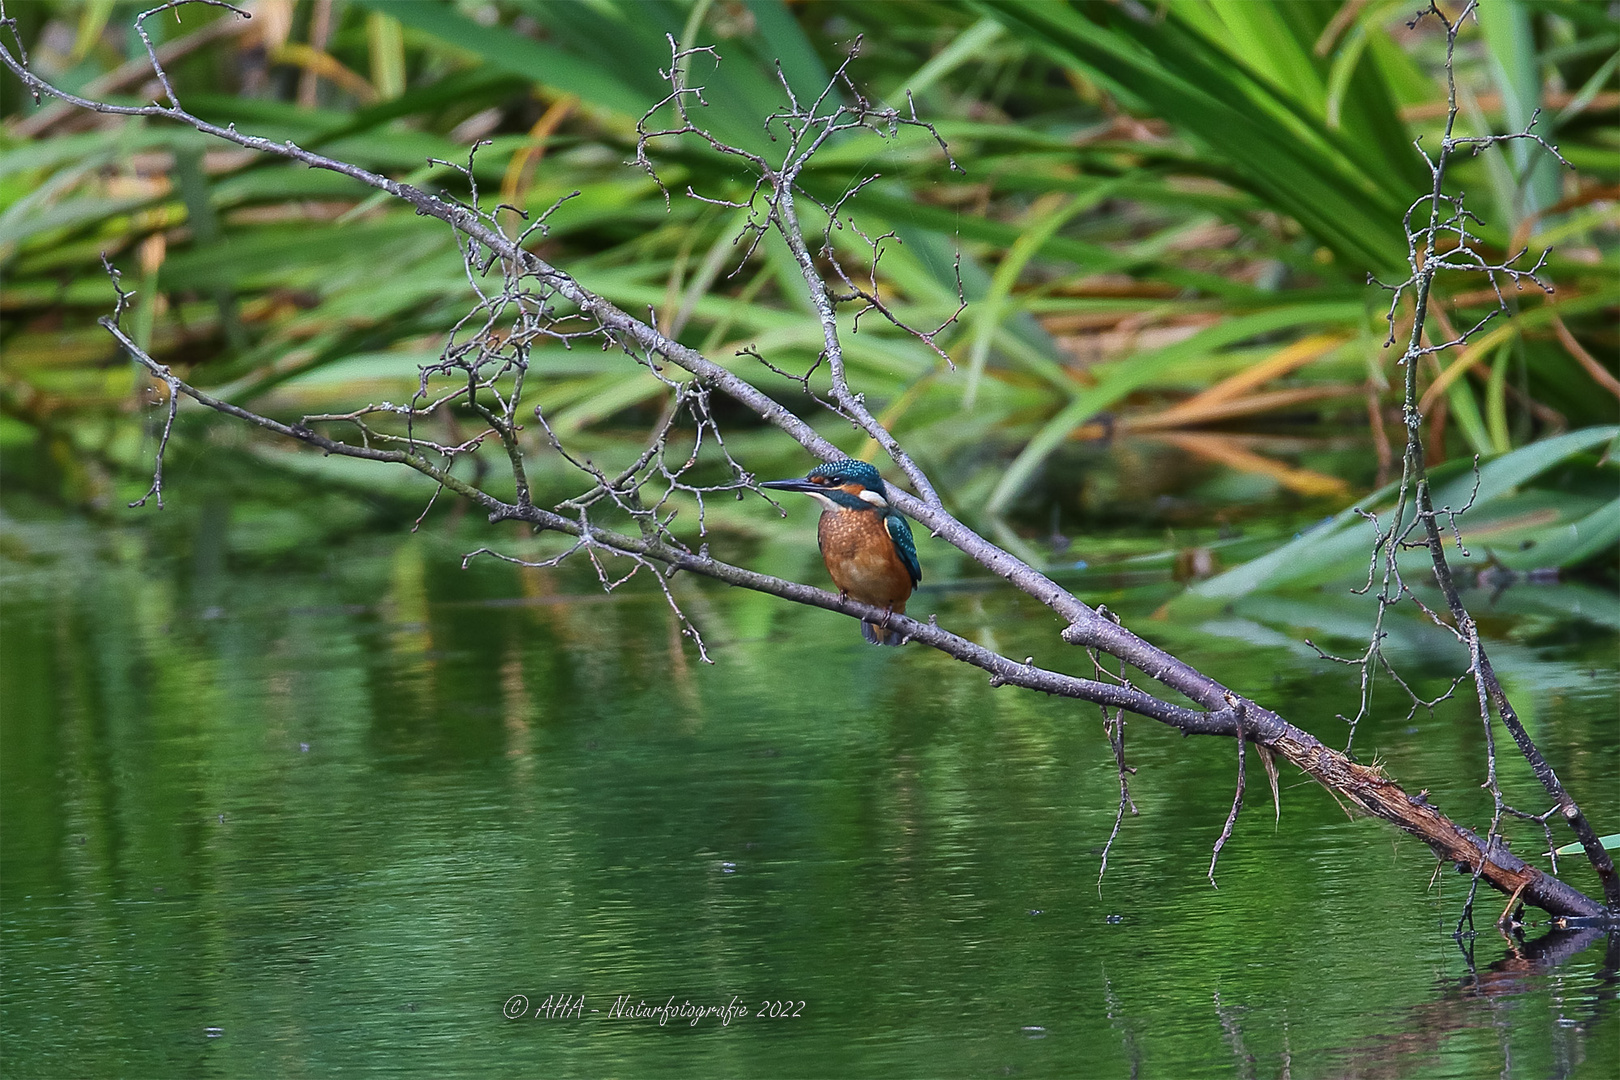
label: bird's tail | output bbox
[862,620,908,647]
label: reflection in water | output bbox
[1101,971,1143,1080]
[1214,989,1262,1080]
[1,522,1615,1077]
[1321,929,1617,1079]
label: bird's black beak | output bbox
[760,477,823,494]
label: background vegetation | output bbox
[3,7,1617,1072]
[2,0,1616,579]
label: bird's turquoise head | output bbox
[761,458,889,509]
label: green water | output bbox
[2,512,1616,1079]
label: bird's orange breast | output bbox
[818,510,913,610]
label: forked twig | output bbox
[1360,1,1617,925]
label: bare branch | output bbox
[1355,0,1620,919]
[18,1,1608,922]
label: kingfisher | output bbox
[761,459,921,646]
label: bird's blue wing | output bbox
[885,512,922,586]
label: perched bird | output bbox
[762,459,921,646]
